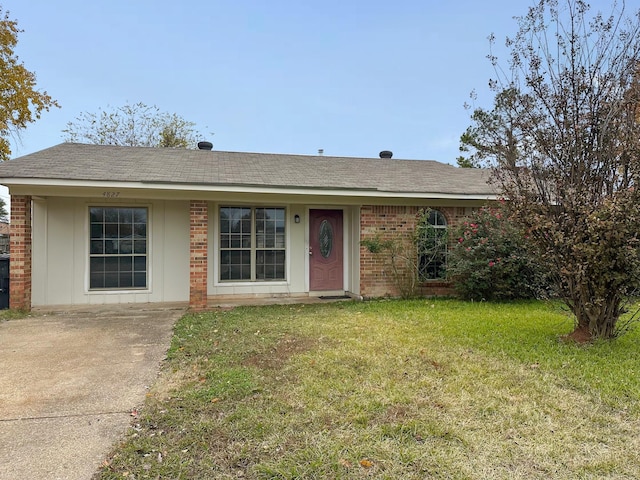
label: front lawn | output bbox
[97,299,640,479]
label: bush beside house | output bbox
[448,206,549,301]
[361,205,548,301]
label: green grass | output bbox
[96,299,640,479]
[0,308,30,322]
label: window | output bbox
[220,206,286,281]
[418,209,448,280]
[89,207,148,289]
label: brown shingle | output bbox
[0,143,494,196]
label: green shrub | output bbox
[448,206,548,300]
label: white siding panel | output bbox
[31,198,190,307]
[156,201,189,302]
[32,198,76,305]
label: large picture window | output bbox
[220,206,286,281]
[89,207,148,289]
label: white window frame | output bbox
[87,205,150,291]
[218,206,287,283]
[418,209,448,281]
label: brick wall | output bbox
[189,200,208,310]
[360,205,468,298]
[10,195,32,310]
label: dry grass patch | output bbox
[96,300,640,479]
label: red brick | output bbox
[189,200,208,310]
[10,196,32,310]
[359,205,463,298]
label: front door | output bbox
[309,209,343,291]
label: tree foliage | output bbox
[460,0,640,339]
[448,205,549,301]
[457,88,520,169]
[0,7,59,161]
[62,102,204,148]
[0,199,7,222]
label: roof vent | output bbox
[379,150,393,159]
[197,141,213,151]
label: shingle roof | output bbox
[0,143,494,196]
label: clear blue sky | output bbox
[7,0,624,164]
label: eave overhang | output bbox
[0,177,498,202]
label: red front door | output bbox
[309,209,343,291]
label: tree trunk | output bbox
[570,290,621,341]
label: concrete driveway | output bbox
[0,303,185,480]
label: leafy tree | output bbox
[457,88,520,169]
[460,0,640,340]
[0,7,59,161]
[62,102,204,148]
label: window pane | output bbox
[119,272,133,288]
[219,248,250,281]
[230,250,243,264]
[104,273,119,289]
[419,210,447,280]
[133,239,146,254]
[89,207,148,290]
[120,223,132,237]
[118,239,132,254]
[220,206,286,282]
[90,223,103,239]
[255,249,285,281]
[134,272,146,288]
[134,256,146,271]
[90,272,104,289]
[222,207,250,231]
[428,210,447,227]
[134,223,146,237]
[90,240,103,255]
[220,249,232,280]
[228,265,241,279]
[119,256,132,273]
[241,264,251,279]
[90,208,104,223]
[104,209,118,223]
[133,209,147,223]
[104,257,119,272]
[119,208,133,224]
[255,208,285,264]
[105,223,118,238]
[230,234,242,248]
[90,257,104,274]
[104,240,117,254]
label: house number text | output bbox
[102,191,120,198]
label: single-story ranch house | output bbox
[0,143,496,310]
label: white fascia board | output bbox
[0,178,498,201]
